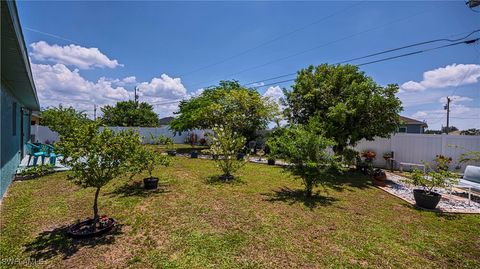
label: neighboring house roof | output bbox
[400,116,428,127]
[1,0,40,110]
[159,116,174,125]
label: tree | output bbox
[58,121,142,221]
[442,126,458,134]
[41,105,90,137]
[207,125,247,180]
[100,100,159,127]
[170,80,278,142]
[268,118,343,197]
[283,64,402,153]
[460,128,480,136]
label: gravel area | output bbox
[384,172,480,213]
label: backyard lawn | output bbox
[1,156,479,268]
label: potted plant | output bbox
[403,165,458,209]
[372,168,387,187]
[141,149,171,190]
[434,154,452,171]
[165,138,176,156]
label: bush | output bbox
[269,119,343,197]
[207,125,247,180]
[403,164,458,194]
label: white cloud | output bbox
[410,103,480,130]
[263,86,284,103]
[30,41,122,69]
[439,95,473,103]
[31,63,189,118]
[122,76,137,84]
[137,74,187,99]
[32,63,131,115]
[400,63,480,91]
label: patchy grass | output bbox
[1,157,479,268]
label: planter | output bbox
[237,153,244,160]
[190,151,198,158]
[219,174,234,181]
[67,218,116,239]
[212,154,219,160]
[143,177,159,190]
[267,159,275,165]
[413,189,442,209]
[373,178,386,187]
[166,150,176,156]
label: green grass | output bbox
[1,157,479,268]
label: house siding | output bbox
[1,81,30,198]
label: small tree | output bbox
[141,149,171,178]
[403,165,458,195]
[268,119,343,197]
[41,105,90,137]
[58,122,142,221]
[207,125,247,180]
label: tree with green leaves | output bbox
[268,118,344,197]
[40,105,90,137]
[170,80,278,142]
[283,64,402,154]
[207,125,247,180]
[100,100,159,127]
[58,121,143,222]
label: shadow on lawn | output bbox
[262,187,338,209]
[24,224,123,261]
[204,175,246,185]
[109,181,170,197]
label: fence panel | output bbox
[355,133,480,171]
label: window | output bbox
[12,102,17,136]
[398,127,407,133]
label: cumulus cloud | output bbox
[137,74,187,99]
[263,86,284,103]
[410,103,480,129]
[439,95,473,103]
[30,41,122,69]
[122,76,137,84]
[32,63,131,115]
[31,63,188,118]
[400,63,480,91]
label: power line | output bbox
[191,9,429,89]
[181,1,365,77]
[245,29,480,87]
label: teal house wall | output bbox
[1,0,40,198]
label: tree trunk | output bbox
[305,180,313,197]
[93,186,101,221]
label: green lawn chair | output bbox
[26,142,47,166]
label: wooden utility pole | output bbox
[94,104,97,120]
[444,97,451,134]
[134,86,139,106]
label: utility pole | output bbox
[93,104,97,121]
[444,97,451,134]
[134,86,139,106]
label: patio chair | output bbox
[455,165,480,204]
[42,144,61,166]
[26,142,47,166]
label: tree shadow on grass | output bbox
[262,187,338,210]
[326,170,373,192]
[204,175,246,185]
[24,223,123,261]
[109,181,170,198]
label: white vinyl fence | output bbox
[354,133,480,172]
[30,125,207,145]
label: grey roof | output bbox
[400,116,427,127]
[1,0,40,110]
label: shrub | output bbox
[433,154,452,171]
[269,119,343,197]
[403,164,458,194]
[207,125,247,180]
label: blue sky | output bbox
[17,1,480,130]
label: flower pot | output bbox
[413,189,441,209]
[143,177,159,190]
[267,159,275,165]
[373,178,386,187]
[212,154,219,160]
[190,151,198,158]
[166,150,176,156]
[67,218,116,239]
[237,153,244,160]
[219,174,234,181]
